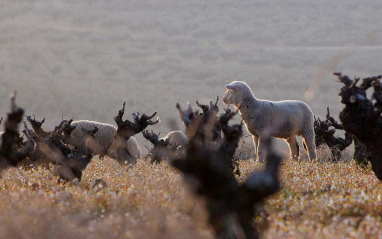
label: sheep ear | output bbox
[225,84,237,91]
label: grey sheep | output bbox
[223,81,316,162]
[70,120,140,161]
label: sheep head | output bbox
[223,81,253,108]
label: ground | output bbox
[0,146,381,239]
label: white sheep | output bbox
[160,130,188,149]
[223,81,316,162]
[70,120,141,160]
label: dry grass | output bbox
[0,158,212,239]
[0,145,381,239]
[1,1,381,237]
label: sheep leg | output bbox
[302,131,317,160]
[252,135,259,156]
[257,137,267,163]
[303,141,308,152]
[286,136,299,160]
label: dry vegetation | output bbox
[0,146,380,239]
[2,1,382,238]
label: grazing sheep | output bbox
[70,120,141,160]
[143,130,188,163]
[223,81,316,162]
[160,130,188,149]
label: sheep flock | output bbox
[1,73,382,239]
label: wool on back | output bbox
[71,120,117,154]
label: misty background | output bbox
[1,0,381,151]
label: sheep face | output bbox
[223,81,251,107]
[223,89,234,105]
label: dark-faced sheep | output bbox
[223,81,316,162]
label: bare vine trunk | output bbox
[336,72,382,179]
[172,102,282,239]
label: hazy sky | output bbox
[1,1,381,147]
